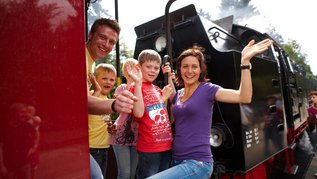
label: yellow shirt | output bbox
[86,47,95,88]
[88,94,111,148]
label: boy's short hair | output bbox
[138,49,161,65]
[95,63,117,77]
[309,91,317,96]
[122,58,138,78]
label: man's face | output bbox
[96,70,116,95]
[88,25,119,60]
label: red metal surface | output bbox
[220,163,267,179]
[0,1,89,178]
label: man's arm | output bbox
[88,90,138,115]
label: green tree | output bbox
[283,39,317,88]
[283,40,311,75]
[95,42,133,68]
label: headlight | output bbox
[154,35,166,52]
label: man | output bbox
[86,18,137,179]
[86,18,137,115]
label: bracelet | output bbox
[111,100,117,113]
[240,63,252,70]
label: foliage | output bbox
[282,39,317,88]
[283,40,311,75]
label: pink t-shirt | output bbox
[109,84,138,146]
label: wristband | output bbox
[111,100,117,113]
[240,63,252,70]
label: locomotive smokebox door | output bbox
[133,4,288,173]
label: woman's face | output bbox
[180,56,201,86]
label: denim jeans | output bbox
[136,150,171,179]
[113,145,138,179]
[90,154,103,179]
[90,148,109,178]
[147,159,213,179]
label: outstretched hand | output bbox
[241,39,273,63]
[126,63,142,84]
[114,90,138,114]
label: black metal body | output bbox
[133,3,310,175]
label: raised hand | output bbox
[89,73,101,96]
[126,62,142,84]
[162,62,172,75]
[241,39,273,63]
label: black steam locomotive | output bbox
[133,3,314,178]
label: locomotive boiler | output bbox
[133,3,311,178]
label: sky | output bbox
[97,0,316,75]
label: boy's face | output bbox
[311,94,317,104]
[96,70,116,95]
[88,25,119,60]
[140,61,160,83]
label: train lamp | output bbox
[210,123,233,148]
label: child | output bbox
[132,49,175,179]
[308,91,317,177]
[308,91,317,132]
[109,58,142,179]
[88,63,117,178]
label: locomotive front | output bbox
[133,4,301,177]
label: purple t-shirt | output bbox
[172,82,221,163]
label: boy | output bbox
[131,49,175,179]
[308,91,317,177]
[88,63,117,178]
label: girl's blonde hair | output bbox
[122,58,138,78]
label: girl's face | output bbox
[180,56,201,86]
[311,94,317,105]
[140,60,160,83]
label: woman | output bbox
[148,39,273,179]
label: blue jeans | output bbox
[136,150,171,179]
[90,154,103,179]
[113,145,138,179]
[90,148,109,178]
[147,159,213,179]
